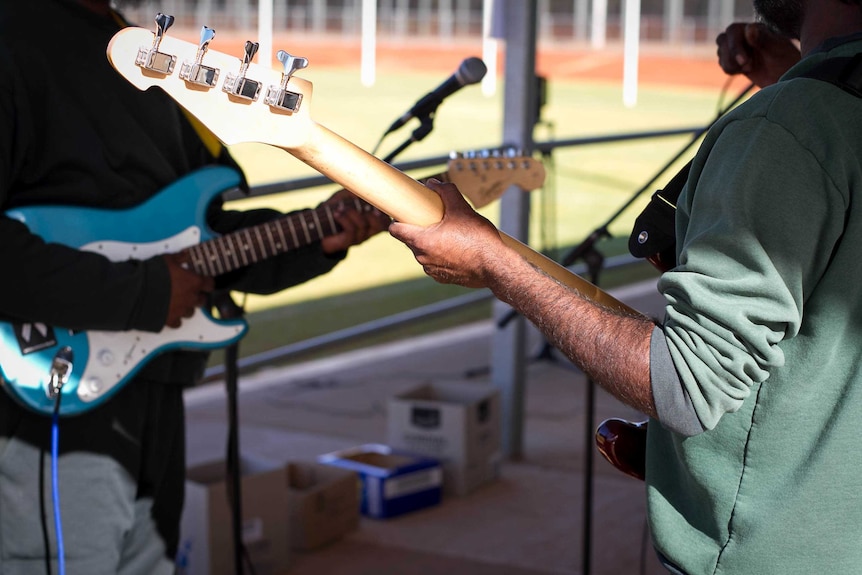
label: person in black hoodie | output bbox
[0,1,388,573]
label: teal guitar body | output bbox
[0,165,360,416]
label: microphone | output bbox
[383,56,487,136]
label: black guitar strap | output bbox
[628,54,862,272]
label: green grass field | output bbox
[209,64,740,367]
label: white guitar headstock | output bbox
[447,148,547,208]
[107,15,315,149]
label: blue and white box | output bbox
[318,443,442,519]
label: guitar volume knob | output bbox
[97,349,115,366]
[79,377,103,400]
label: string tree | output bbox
[264,50,308,114]
[135,13,177,76]
[222,41,262,102]
[178,26,219,89]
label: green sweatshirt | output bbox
[646,36,862,574]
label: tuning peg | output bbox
[135,13,177,75]
[275,50,309,80]
[263,50,308,113]
[179,25,219,88]
[155,13,175,38]
[223,41,262,101]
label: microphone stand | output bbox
[213,291,248,575]
[381,113,436,164]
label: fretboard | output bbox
[181,169,450,277]
[182,197,369,277]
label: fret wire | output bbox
[194,242,212,276]
[299,210,312,244]
[202,240,222,276]
[252,226,267,260]
[264,221,280,254]
[240,228,257,264]
[210,239,226,276]
[323,205,337,234]
[203,239,218,276]
[310,209,322,240]
[236,231,251,267]
[273,218,289,253]
[213,236,232,275]
[225,233,241,272]
[189,245,207,275]
[286,214,300,247]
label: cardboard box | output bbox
[318,444,442,519]
[286,461,360,550]
[177,456,290,575]
[387,381,501,495]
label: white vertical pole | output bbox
[418,0,433,35]
[361,0,377,87]
[664,0,683,43]
[574,0,588,41]
[312,0,326,34]
[622,0,640,107]
[719,0,734,30]
[439,0,454,39]
[590,0,607,49]
[257,0,274,69]
[482,0,498,96]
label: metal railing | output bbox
[203,123,705,381]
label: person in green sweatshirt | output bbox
[390,1,862,573]
[0,1,389,573]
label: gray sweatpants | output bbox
[0,374,186,575]
[0,443,174,574]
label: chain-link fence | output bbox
[117,0,756,46]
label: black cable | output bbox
[225,339,244,575]
[216,291,257,575]
[39,449,52,575]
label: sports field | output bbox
[182,31,754,360]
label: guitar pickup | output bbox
[264,50,308,113]
[223,41,262,101]
[135,13,177,76]
[179,26,219,88]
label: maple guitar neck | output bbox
[106,25,636,316]
[289,122,635,314]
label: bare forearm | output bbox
[488,250,658,417]
[387,180,658,416]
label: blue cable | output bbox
[51,399,66,575]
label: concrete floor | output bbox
[183,279,668,575]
